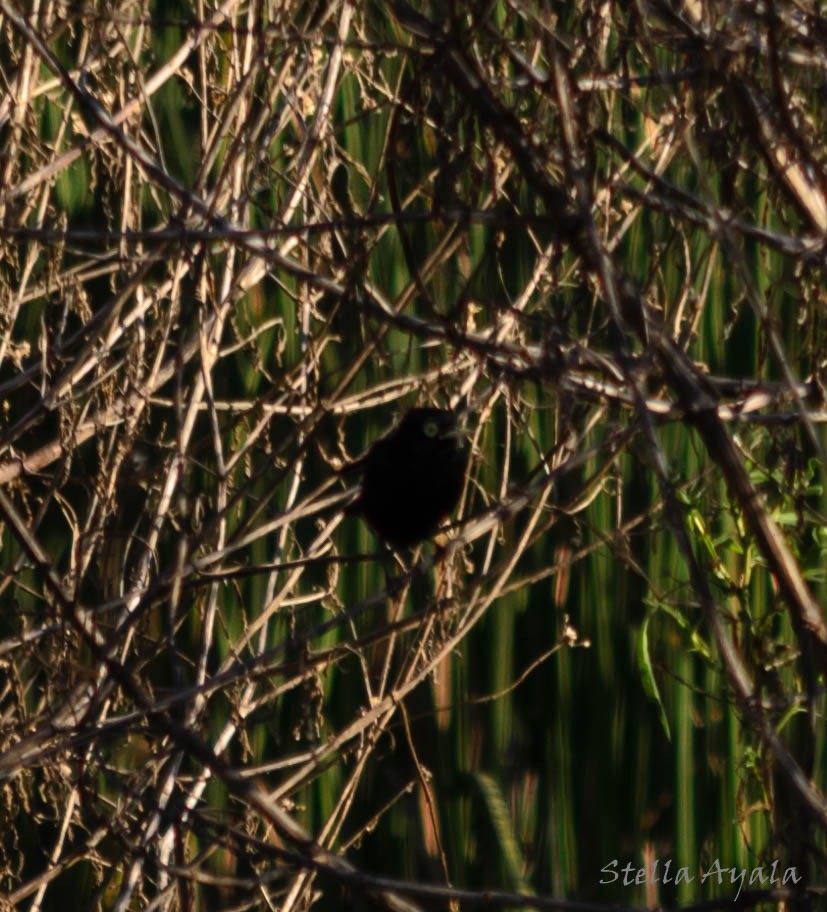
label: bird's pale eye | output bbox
[423,420,439,438]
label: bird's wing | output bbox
[338,432,395,478]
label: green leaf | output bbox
[472,771,532,895]
[638,614,672,741]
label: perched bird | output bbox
[344,408,467,548]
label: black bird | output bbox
[345,408,467,548]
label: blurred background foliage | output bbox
[1,1,826,910]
